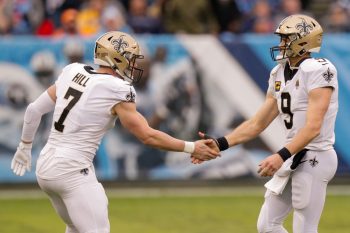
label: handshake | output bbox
[10,132,226,178]
[190,132,228,164]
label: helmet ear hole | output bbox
[298,49,307,56]
[114,58,122,63]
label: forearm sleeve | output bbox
[21,91,55,142]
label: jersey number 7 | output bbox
[54,87,83,132]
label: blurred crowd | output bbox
[1,0,350,37]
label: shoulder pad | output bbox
[61,63,83,73]
[299,58,335,73]
[270,64,282,77]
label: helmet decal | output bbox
[111,35,129,53]
[295,18,313,36]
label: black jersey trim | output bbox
[284,57,311,83]
[84,66,110,75]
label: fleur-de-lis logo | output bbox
[322,68,334,83]
[309,157,319,168]
[111,35,129,52]
[126,89,136,102]
[295,18,313,36]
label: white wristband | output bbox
[183,141,195,153]
[19,142,33,150]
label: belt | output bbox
[291,149,309,170]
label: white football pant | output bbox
[37,166,110,233]
[257,149,337,233]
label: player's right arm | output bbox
[223,93,279,147]
[11,84,56,176]
[113,101,219,160]
[21,84,56,143]
[192,93,278,164]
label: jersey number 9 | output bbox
[281,92,293,129]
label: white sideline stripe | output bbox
[1,185,350,199]
[178,35,285,151]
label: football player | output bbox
[11,31,219,233]
[192,14,338,233]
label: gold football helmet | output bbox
[94,31,144,84]
[270,14,323,61]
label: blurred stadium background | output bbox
[1,0,350,232]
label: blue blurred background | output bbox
[0,0,349,183]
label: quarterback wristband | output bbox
[183,141,195,153]
[277,147,292,161]
[216,137,229,151]
[203,133,229,151]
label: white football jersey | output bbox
[46,63,136,163]
[267,58,338,151]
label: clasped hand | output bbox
[191,132,220,164]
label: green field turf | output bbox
[0,190,349,233]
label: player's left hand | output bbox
[11,142,32,176]
[258,153,284,177]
